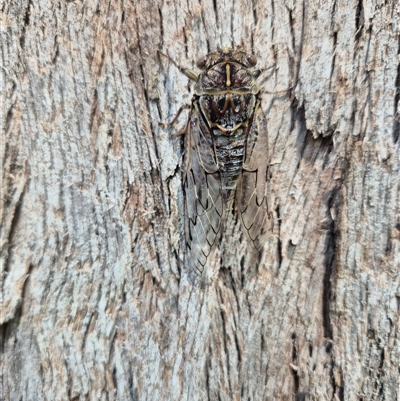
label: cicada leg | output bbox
[159,104,192,136]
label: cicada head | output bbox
[194,48,260,95]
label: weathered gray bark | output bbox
[1,0,399,400]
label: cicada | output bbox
[161,48,272,275]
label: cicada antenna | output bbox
[157,50,199,81]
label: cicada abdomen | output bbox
[162,48,272,275]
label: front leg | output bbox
[159,104,192,136]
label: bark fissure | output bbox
[355,0,364,41]
[290,333,300,395]
[19,0,32,49]
[322,190,336,338]
[393,56,400,144]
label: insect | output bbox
[160,47,272,275]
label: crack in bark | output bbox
[206,346,211,401]
[212,0,218,24]
[290,332,300,394]
[158,7,164,47]
[19,0,32,49]
[275,204,282,272]
[329,30,338,94]
[218,288,233,396]
[322,189,337,343]
[355,0,364,41]
[240,255,245,288]
[393,44,400,144]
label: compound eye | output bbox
[196,55,207,68]
[246,54,257,66]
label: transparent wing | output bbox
[183,107,223,274]
[237,106,272,249]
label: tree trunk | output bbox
[1,0,399,400]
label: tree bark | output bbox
[1,0,399,400]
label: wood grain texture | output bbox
[1,0,399,400]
